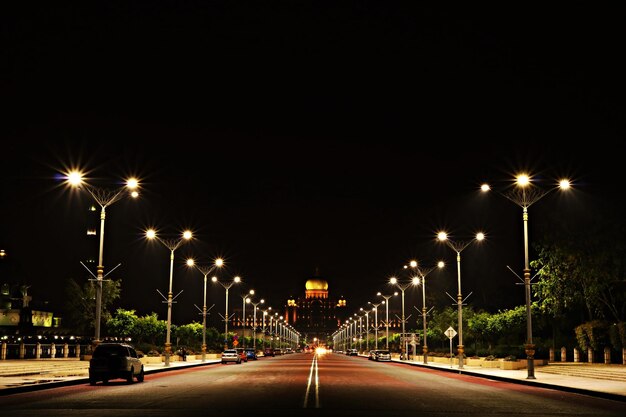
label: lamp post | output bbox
[389,275,418,360]
[212,275,241,350]
[360,307,370,352]
[407,260,444,364]
[146,228,192,366]
[186,257,223,362]
[368,301,382,349]
[65,171,139,346]
[240,289,255,347]
[481,174,571,379]
[249,298,265,351]
[377,292,396,349]
[437,230,485,369]
[261,307,271,351]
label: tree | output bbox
[106,308,138,338]
[62,277,122,336]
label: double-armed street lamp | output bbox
[65,170,139,346]
[389,275,419,359]
[407,260,444,364]
[368,301,382,349]
[240,289,255,347]
[481,174,571,379]
[212,274,241,350]
[377,292,396,349]
[261,306,272,351]
[249,297,265,351]
[186,257,223,362]
[437,230,485,369]
[146,228,193,366]
[359,307,371,352]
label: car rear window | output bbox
[93,344,128,358]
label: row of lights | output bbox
[335,174,571,379]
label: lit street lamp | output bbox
[377,292,396,349]
[389,275,419,360]
[407,260,444,364]
[368,301,382,349]
[65,170,139,346]
[146,228,192,366]
[437,230,485,369]
[240,289,255,347]
[249,297,265,351]
[186,257,223,362]
[481,174,571,379]
[212,275,241,350]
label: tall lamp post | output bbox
[377,292,396,349]
[389,275,419,360]
[360,307,370,352]
[65,171,139,346]
[437,230,485,369]
[186,257,223,362]
[368,301,382,349]
[240,289,255,347]
[213,275,241,350]
[407,260,444,364]
[146,228,192,366]
[481,174,571,379]
[249,298,265,351]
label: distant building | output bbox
[284,269,347,344]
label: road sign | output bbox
[445,326,457,339]
[233,340,239,346]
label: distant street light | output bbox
[249,297,265,351]
[65,170,139,346]
[186,257,223,362]
[407,260,444,364]
[240,289,255,347]
[146,228,192,366]
[212,275,241,350]
[377,292,396,350]
[481,174,571,379]
[389,275,419,359]
[368,301,382,350]
[437,230,485,369]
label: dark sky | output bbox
[2,3,624,329]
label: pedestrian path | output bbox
[393,358,626,401]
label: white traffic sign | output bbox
[445,326,457,339]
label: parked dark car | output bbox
[346,348,358,356]
[89,342,144,385]
[244,348,258,360]
[263,347,275,357]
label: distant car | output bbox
[244,348,258,360]
[284,348,294,354]
[235,348,249,362]
[368,350,377,360]
[263,347,275,357]
[374,350,392,361]
[89,342,144,385]
[346,348,358,356]
[273,348,283,356]
[221,349,242,364]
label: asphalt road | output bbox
[0,353,623,417]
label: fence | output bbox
[0,342,91,360]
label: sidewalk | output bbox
[391,358,626,402]
[1,357,625,402]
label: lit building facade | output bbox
[284,270,347,344]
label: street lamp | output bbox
[240,289,255,347]
[377,292,396,349]
[65,170,139,346]
[146,228,192,366]
[481,174,571,379]
[249,298,265,351]
[261,307,272,351]
[407,260,444,364]
[437,230,485,369]
[389,275,419,360]
[360,307,370,352]
[368,301,382,349]
[212,274,241,350]
[186,257,223,362]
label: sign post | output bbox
[445,327,457,368]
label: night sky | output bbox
[2,3,624,329]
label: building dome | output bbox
[305,279,328,291]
